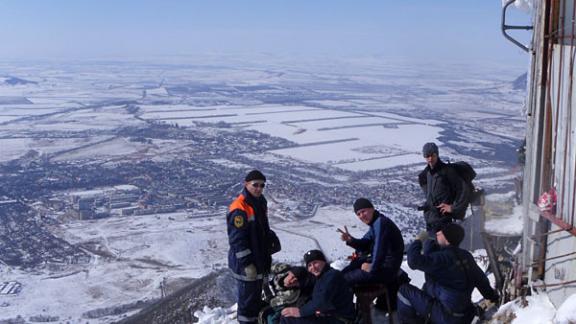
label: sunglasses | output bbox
[251,182,266,188]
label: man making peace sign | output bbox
[339,198,407,315]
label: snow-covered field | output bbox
[0,205,413,322]
[0,57,531,322]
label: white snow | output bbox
[555,293,576,323]
[194,305,237,324]
[484,203,523,236]
[495,292,556,324]
[0,58,531,322]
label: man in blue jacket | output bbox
[397,223,499,324]
[227,170,280,324]
[338,198,406,311]
[280,250,355,324]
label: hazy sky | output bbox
[0,0,531,64]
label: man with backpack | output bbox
[418,142,472,234]
[397,223,499,324]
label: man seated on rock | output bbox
[338,198,407,313]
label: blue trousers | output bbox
[237,279,263,324]
[397,283,474,324]
[341,259,402,312]
[280,316,345,324]
[341,258,392,285]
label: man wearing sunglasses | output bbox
[227,169,281,324]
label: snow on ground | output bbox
[139,100,445,170]
[495,292,556,323]
[0,203,421,322]
[484,203,523,236]
[194,305,237,324]
[52,137,150,161]
[555,293,576,323]
[0,211,229,322]
[0,59,529,322]
[0,137,114,162]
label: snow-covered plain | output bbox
[0,57,530,322]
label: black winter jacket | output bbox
[422,159,471,230]
[299,265,356,322]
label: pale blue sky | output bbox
[0,0,531,64]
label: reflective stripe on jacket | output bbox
[227,188,272,279]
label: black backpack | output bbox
[448,161,476,183]
[447,161,484,218]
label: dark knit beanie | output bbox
[303,250,326,266]
[440,223,465,246]
[245,170,266,182]
[290,266,307,282]
[353,198,374,213]
[422,142,439,157]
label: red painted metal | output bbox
[540,210,576,236]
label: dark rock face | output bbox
[512,73,527,90]
[116,270,236,324]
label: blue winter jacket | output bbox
[227,188,273,281]
[406,240,499,314]
[299,265,356,322]
[346,210,404,277]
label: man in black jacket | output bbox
[397,223,499,324]
[419,142,471,234]
[280,250,355,324]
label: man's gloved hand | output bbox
[478,298,496,310]
[245,264,257,280]
[416,230,429,242]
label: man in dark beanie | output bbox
[280,250,355,323]
[352,198,373,214]
[439,223,465,247]
[398,223,499,324]
[418,142,471,234]
[338,198,406,316]
[303,249,326,266]
[227,169,280,324]
[245,169,266,182]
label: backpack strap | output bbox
[448,248,472,288]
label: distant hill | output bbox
[0,96,33,105]
[117,270,236,324]
[1,76,38,86]
[512,72,527,90]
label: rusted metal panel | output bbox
[523,0,576,307]
[542,225,576,306]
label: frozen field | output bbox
[0,57,526,322]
